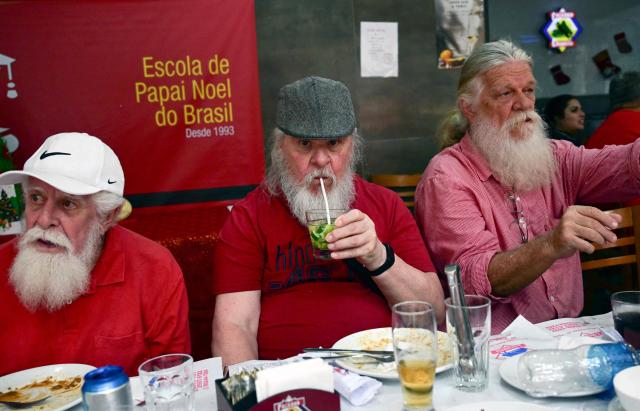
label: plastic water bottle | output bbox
[517,342,639,397]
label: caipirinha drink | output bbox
[397,359,436,409]
[305,209,346,260]
[308,221,335,259]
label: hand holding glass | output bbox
[306,209,346,259]
[392,301,437,411]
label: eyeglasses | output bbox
[507,192,528,243]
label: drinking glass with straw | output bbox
[305,178,347,259]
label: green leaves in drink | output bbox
[308,222,335,250]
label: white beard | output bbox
[469,109,557,192]
[280,166,356,225]
[9,225,103,312]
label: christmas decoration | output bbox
[550,65,571,85]
[614,32,632,54]
[542,8,582,53]
[592,49,621,78]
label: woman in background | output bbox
[543,94,585,146]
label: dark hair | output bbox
[610,71,640,110]
[543,94,576,127]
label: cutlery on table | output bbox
[303,348,393,355]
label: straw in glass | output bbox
[319,178,331,224]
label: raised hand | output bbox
[549,205,622,257]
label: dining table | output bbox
[48,313,623,411]
[339,313,618,411]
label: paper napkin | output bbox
[332,366,382,406]
[255,358,334,402]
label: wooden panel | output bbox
[581,255,637,271]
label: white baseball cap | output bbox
[0,132,125,196]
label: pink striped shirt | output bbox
[415,136,640,333]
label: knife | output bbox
[303,348,394,355]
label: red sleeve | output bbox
[370,183,435,273]
[393,204,435,273]
[212,201,264,295]
[146,254,191,356]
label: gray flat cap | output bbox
[610,71,640,110]
[276,76,356,139]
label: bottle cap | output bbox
[83,365,129,393]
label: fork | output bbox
[302,353,395,363]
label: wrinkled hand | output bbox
[325,209,386,269]
[549,205,622,258]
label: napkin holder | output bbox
[215,378,340,411]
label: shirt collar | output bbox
[86,226,125,294]
[460,134,494,182]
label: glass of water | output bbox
[138,353,194,411]
[444,295,491,392]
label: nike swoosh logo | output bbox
[40,150,71,160]
[107,179,117,184]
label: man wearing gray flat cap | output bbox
[212,76,444,365]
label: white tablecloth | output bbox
[340,356,613,411]
[341,313,618,411]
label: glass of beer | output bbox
[392,301,437,411]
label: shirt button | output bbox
[549,296,556,302]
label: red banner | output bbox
[0,0,264,205]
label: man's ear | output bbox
[459,98,476,124]
[100,206,121,233]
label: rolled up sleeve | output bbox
[415,174,509,302]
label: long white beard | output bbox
[280,166,356,225]
[470,110,557,192]
[9,225,103,312]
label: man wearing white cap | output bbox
[0,132,190,376]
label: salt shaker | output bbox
[517,342,639,397]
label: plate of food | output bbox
[499,356,606,398]
[331,327,453,379]
[0,363,95,411]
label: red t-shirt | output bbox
[213,176,434,359]
[0,225,191,377]
[586,109,640,149]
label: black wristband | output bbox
[366,243,395,277]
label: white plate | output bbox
[444,401,552,411]
[0,364,95,411]
[499,356,606,398]
[331,327,453,380]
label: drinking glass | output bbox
[611,291,640,349]
[305,209,347,259]
[445,295,491,392]
[392,301,437,411]
[138,354,194,411]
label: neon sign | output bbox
[542,8,582,53]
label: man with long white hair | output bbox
[0,132,190,376]
[415,40,640,333]
[212,76,444,365]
